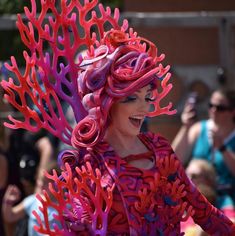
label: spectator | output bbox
[172,89,235,214]
[183,159,228,236]
[0,122,12,236]
[0,127,56,236]
[186,159,217,190]
[0,150,8,236]
[19,153,40,196]
[2,161,60,236]
[2,132,41,236]
[8,129,56,182]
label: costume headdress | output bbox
[0,1,176,234]
[1,0,175,150]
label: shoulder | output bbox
[142,132,173,151]
[142,131,168,142]
[143,132,188,167]
[23,194,37,212]
[188,120,205,143]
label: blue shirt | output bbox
[23,194,59,236]
[192,120,235,208]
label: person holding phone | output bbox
[172,89,235,218]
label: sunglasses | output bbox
[208,103,232,112]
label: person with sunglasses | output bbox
[172,89,235,219]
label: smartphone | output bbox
[185,92,198,120]
[187,92,198,105]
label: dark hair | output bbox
[19,153,40,185]
[217,89,235,108]
[215,89,235,122]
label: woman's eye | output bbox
[121,96,137,103]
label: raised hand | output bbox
[3,185,21,205]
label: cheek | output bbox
[120,106,133,122]
[109,106,121,125]
[110,106,130,127]
[111,104,130,117]
[114,111,127,124]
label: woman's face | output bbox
[209,91,234,124]
[108,85,153,137]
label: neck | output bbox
[104,128,145,157]
[211,119,235,135]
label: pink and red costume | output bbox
[0,0,234,235]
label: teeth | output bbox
[130,116,144,119]
[129,117,141,127]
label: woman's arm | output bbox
[172,102,200,164]
[222,149,235,176]
[172,122,201,165]
[213,134,235,176]
[35,136,54,181]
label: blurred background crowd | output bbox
[1,0,235,235]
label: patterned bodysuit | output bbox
[88,132,235,235]
[31,132,235,235]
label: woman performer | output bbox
[1,0,234,235]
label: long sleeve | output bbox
[151,132,235,235]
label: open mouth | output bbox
[129,117,142,128]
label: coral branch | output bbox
[33,162,114,235]
[0,0,128,143]
[148,72,176,117]
[2,52,72,144]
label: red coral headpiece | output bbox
[0,0,175,148]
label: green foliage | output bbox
[0,0,41,65]
[0,0,41,14]
[0,30,26,63]
[100,0,123,10]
